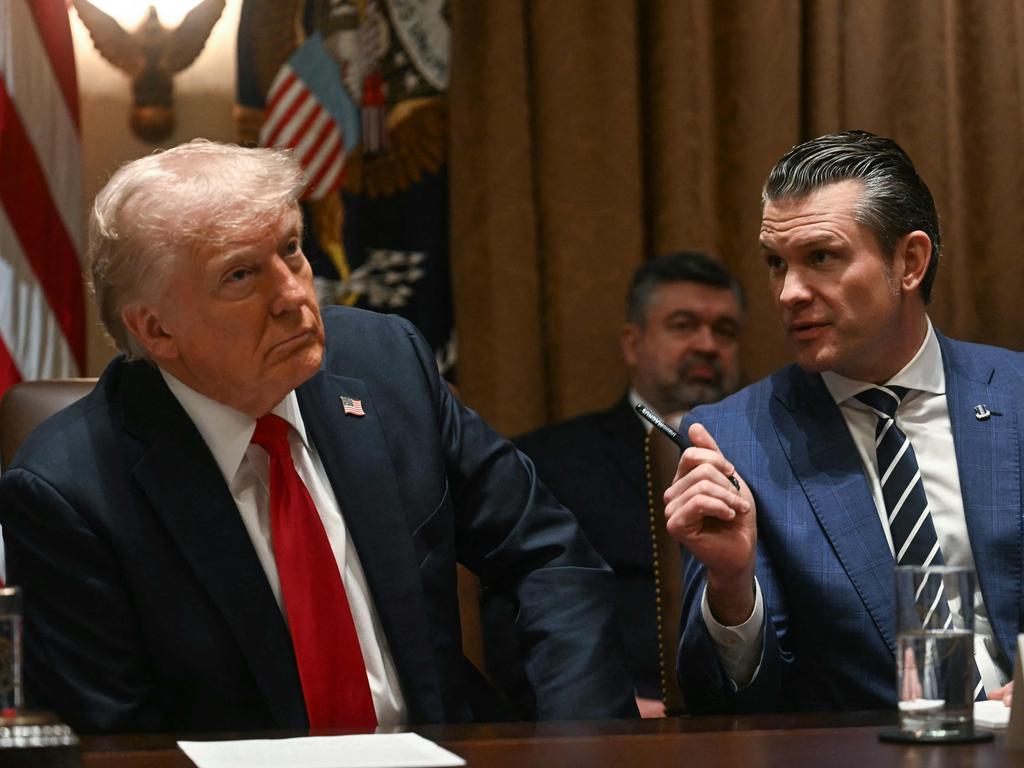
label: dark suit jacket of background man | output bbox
[0,307,636,733]
[482,397,661,713]
[678,332,1024,714]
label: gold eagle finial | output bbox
[72,0,226,142]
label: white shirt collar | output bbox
[159,369,310,484]
[821,316,945,405]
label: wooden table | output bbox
[76,712,1022,767]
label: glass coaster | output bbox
[879,728,994,744]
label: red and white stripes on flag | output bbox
[340,395,364,417]
[258,33,360,202]
[260,69,342,200]
[0,0,85,402]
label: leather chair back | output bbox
[0,379,96,471]
[645,427,687,715]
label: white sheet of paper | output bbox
[177,732,466,768]
[975,699,1011,729]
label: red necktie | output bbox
[251,414,377,730]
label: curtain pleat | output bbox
[451,0,1024,436]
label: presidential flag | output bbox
[237,0,455,379]
[0,0,85,402]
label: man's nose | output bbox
[691,325,718,354]
[778,268,812,306]
[270,260,307,313]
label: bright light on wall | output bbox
[71,0,227,141]
[85,0,202,28]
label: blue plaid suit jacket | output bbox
[677,332,1024,713]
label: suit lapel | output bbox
[943,337,1022,663]
[297,371,444,720]
[120,363,305,727]
[595,397,647,496]
[771,368,898,652]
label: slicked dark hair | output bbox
[626,250,745,325]
[762,130,940,303]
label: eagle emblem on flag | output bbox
[236,0,456,380]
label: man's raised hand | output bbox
[664,422,758,626]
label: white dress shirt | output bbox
[703,319,1009,692]
[161,371,407,725]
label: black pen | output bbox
[634,403,741,492]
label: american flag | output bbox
[0,0,84,402]
[259,33,360,201]
[340,396,365,417]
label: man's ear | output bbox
[121,303,178,362]
[621,323,641,368]
[896,230,932,294]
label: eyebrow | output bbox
[665,309,740,324]
[279,216,303,243]
[207,216,304,268]
[207,246,258,271]
[760,233,844,251]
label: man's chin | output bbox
[291,344,324,380]
[674,383,725,410]
[793,347,835,374]
[267,340,324,389]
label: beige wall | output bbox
[69,0,243,376]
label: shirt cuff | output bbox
[701,577,765,689]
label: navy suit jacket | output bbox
[0,307,635,733]
[678,333,1024,713]
[483,397,660,712]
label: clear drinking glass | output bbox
[0,587,22,715]
[894,565,975,740]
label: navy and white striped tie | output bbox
[855,385,984,700]
[855,385,939,566]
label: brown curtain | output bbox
[450,0,1024,437]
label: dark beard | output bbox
[665,357,725,411]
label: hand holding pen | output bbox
[635,403,740,491]
[641,405,759,627]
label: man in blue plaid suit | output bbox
[665,131,1024,713]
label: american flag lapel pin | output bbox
[340,395,366,417]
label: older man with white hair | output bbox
[0,140,636,733]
